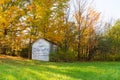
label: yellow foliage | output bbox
[0,0,11,4]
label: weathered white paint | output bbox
[32,39,51,61]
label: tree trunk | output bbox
[28,38,32,59]
[2,47,6,55]
[77,39,81,60]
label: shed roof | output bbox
[32,38,57,45]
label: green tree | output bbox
[107,20,120,53]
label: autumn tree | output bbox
[0,0,21,54]
[72,0,100,60]
[0,0,32,55]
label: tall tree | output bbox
[72,0,100,60]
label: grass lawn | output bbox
[0,55,120,80]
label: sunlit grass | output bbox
[0,56,120,80]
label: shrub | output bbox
[50,48,76,62]
[93,53,120,61]
[19,48,29,58]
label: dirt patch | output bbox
[0,55,26,60]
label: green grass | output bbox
[0,57,120,80]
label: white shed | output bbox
[32,38,57,61]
